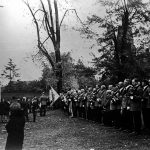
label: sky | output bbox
[0,0,103,85]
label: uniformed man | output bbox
[96,85,105,124]
[31,96,39,122]
[142,79,150,130]
[86,87,93,120]
[103,89,112,126]
[115,82,124,129]
[120,79,132,131]
[20,97,29,122]
[39,92,47,116]
[129,78,142,135]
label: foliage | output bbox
[81,0,150,83]
[74,59,97,88]
[3,80,44,93]
[41,54,96,91]
[40,52,75,91]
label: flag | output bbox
[49,86,59,106]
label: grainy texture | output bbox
[1,110,150,150]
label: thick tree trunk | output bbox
[56,70,62,94]
[113,35,124,82]
[55,46,62,94]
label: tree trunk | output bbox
[55,46,62,94]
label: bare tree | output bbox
[24,0,64,93]
[24,0,83,93]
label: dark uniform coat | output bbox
[5,109,25,150]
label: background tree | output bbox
[1,58,20,84]
[74,59,96,88]
[81,0,150,83]
[40,52,76,91]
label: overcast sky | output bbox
[0,0,103,84]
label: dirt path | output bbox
[1,110,150,150]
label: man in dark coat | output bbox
[39,92,47,116]
[0,99,5,123]
[20,97,29,122]
[5,103,25,150]
[31,96,39,122]
[129,78,143,134]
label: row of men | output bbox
[61,78,150,135]
[0,92,50,123]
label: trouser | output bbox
[69,102,73,116]
[87,107,90,120]
[121,108,133,131]
[142,108,150,129]
[88,107,93,120]
[78,106,82,117]
[81,106,86,119]
[32,109,37,122]
[24,111,29,122]
[110,110,116,126]
[97,107,103,123]
[72,103,77,117]
[76,106,80,117]
[114,109,121,128]
[91,107,95,121]
[40,105,46,116]
[94,107,101,122]
[102,110,112,126]
[131,111,142,133]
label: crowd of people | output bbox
[0,92,50,150]
[0,92,50,123]
[61,78,150,136]
[1,78,150,149]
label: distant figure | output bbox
[3,99,10,122]
[5,102,25,150]
[39,92,47,116]
[20,97,29,122]
[0,99,5,123]
[31,96,39,122]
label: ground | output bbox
[1,110,150,150]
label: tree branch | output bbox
[25,1,55,70]
[54,0,60,46]
[40,0,56,44]
[60,9,86,27]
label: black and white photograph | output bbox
[1,0,150,149]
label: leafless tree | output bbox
[24,0,73,93]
